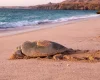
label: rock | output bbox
[97,10,100,14]
[30,0,100,10]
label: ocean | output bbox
[0,9,99,29]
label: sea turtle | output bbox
[9,40,68,60]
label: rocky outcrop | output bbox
[29,3,60,10]
[97,10,100,14]
[0,0,100,10]
[59,3,100,10]
[59,0,100,10]
[31,0,100,10]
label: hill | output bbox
[0,0,100,10]
[31,0,100,10]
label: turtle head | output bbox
[9,50,25,60]
[9,53,19,60]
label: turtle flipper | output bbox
[53,54,63,60]
[23,56,31,59]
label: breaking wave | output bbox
[0,13,99,29]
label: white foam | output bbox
[0,14,99,29]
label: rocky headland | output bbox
[0,0,100,10]
[30,0,100,10]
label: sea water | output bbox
[0,9,99,29]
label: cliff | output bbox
[59,0,100,10]
[31,0,100,10]
[0,0,100,10]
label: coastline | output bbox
[0,17,100,50]
[0,15,100,37]
[0,16,100,80]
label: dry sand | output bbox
[0,17,100,80]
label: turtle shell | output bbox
[21,40,67,57]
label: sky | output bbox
[0,0,63,6]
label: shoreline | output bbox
[0,16,100,37]
[0,16,100,50]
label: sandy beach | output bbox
[0,17,100,80]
